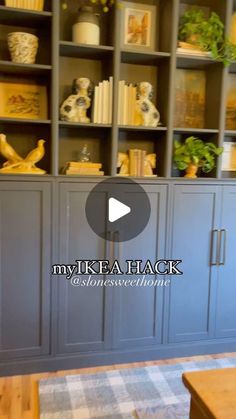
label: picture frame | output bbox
[0,81,48,120]
[222,142,236,171]
[120,1,156,51]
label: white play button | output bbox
[108,197,131,223]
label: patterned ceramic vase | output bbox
[7,32,39,64]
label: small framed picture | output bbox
[120,1,156,51]
[0,81,48,120]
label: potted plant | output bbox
[178,8,225,61]
[173,136,223,178]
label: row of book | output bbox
[117,81,137,126]
[63,162,104,176]
[92,77,113,125]
[129,149,147,177]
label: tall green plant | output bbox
[174,136,223,174]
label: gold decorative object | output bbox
[117,151,157,177]
[0,134,46,174]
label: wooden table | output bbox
[183,368,236,419]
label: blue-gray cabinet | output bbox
[112,185,167,349]
[215,186,236,338]
[57,183,113,353]
[168,184,236,344]
[0,182,51,360]
[168,185,222,343]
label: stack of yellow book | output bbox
[64,162,104,176]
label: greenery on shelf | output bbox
[179,8,236,66]
[173,136,223,176]
[62,0,116,13]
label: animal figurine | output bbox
[0,133,23,167]
[117,152,129,175]
[60,77,94,123]
[135,82,160,128]
[117,151,157,176]
[0,134,46,174]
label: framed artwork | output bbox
[222,142,236,171]
[174,69,206,128]
[120,1,156,51]
[0,82,48,120]
[226,74,236,130]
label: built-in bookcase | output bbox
[1,0,236,178]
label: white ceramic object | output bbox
[7,32,39,64]
[72,22,100,45]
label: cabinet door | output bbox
[113,185,167,349]
[168,185,221,343]
[57,183,112,354]
[215,186,236,338]
[0,182,51,360]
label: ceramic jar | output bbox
[7,32,39,64]
[72,6,100,45]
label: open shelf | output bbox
[59,41,114,59]
[0,117,51,125]
[59,121,112,129]
[121,50,170,65]
[0,60,51,75]
[119,125,167,132]
[0,5,52,26]
[176,54,217,70]
[0,0,235,178]
[173,128,219,134]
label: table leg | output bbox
[190,397,205,419]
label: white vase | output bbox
[72,6,100,45]
[7,32,39,64]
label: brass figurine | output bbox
[0,134,46,174]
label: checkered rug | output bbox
[39,357,236,418]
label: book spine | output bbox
[119,81,125,125]
[103,80,109,124]
[109,76,113,124]
[123,84,128,126]
[140,150,146,177]
[132,86,137,125]
[93,86,98,123]
[98,82,103,124]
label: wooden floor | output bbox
[0,352,236,419]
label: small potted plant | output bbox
[178,8,224,60]
[173,136,223,178]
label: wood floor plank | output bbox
[0,352,235,418]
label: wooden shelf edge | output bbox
[118,125,167,132]
[173,128,219,134]
[0,117,51,124]
[0,5,52,16]
[59,121,112,128]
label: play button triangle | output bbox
[109,197,131,223]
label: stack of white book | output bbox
[117,81,137,126]
[92,77,113,124]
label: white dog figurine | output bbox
[60,78,94,123]
[135,82,160,128]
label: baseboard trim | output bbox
[1,338,236,376]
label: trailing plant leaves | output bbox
[173,136,223,174]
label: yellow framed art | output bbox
[0,82,48,120]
